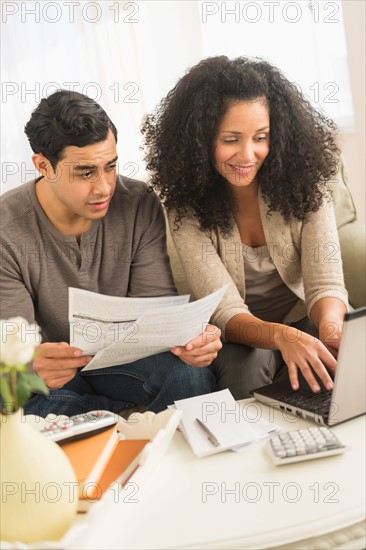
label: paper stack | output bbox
[174,389,281,458]
[69,284,229,370]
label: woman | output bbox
[143,56,349,399]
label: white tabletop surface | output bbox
[69,400,366,550]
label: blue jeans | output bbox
[24,352,216,417]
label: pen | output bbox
[196,418,220,447]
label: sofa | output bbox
[329,161,366,308]
[166,160,366,310]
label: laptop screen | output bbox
[329,307,366,425]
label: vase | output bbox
[0,409,78,544]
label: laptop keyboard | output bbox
[275,388,332,417]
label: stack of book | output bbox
[60,425,149,511]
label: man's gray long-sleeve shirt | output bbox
[0,176,177,343]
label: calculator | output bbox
[266,426,347,465]
[37,410,118,444]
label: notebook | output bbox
[251,307,366,426]
[174,389,280,457]
[61,424,120,499]
[78,439,149,510]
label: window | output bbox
[1,0,354,193]
[200,0,354,130]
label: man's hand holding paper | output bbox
[69,285,228,371]
[171,324,222,367]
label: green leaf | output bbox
[0,364,11,374]
[16,378,30,408]
[1,370,49,412]
[0,376,15,412]
[16,363,28,373]
[19,372,49,396]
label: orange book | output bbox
[91,439,149,496]
[61,425,120,499]
[77,439,149,511]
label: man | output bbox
[0,90,221,417]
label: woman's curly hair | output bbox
[142,56,340,234]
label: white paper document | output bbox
[174,389,280,458]
[68,285,228,370]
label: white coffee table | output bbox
[69,399,366,549]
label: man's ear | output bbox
[32,153,54,179]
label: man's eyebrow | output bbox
[106,156,118,166]
[73,164,96,172]
[73,156,118,172]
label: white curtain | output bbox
[1,0,353,194]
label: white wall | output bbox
[341,0,366,223]
[1,0,364,224]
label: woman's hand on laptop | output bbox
[33,342,93,389]
[310,298,347,359]
[318,318,343,358]
[277,328,336,393]
[170,324,222,367]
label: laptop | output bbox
[251,307,366,426]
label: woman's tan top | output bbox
[167,193,349,337]
[242,244,300,322]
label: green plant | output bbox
[0,317,49,414]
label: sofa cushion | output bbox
[338,221,366,308]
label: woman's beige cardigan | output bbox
[167,194,349,336]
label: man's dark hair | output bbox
[24,90,118,169]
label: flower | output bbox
[0,317,41,365]
[0,317,49,414]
